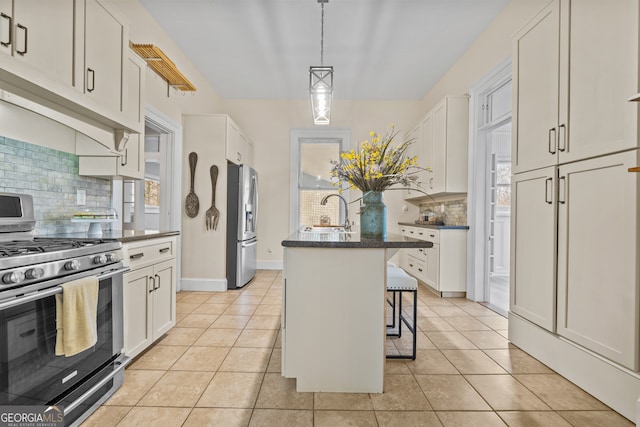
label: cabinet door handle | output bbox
[1,13,12,47]
[15,23,26,55]
[148,276,155,293]
[558,124,567,152]
[120,148,128,167]
[129,252,144,260]
[87,68,95,92]
[548,127,557,154]
[159,247,170,254]
[154,274,161,290]
[544,177,553,204]
[558,175,566,204]
[237,152,241,161]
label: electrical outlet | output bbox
[402,204,408,212]
[77,189,86,206]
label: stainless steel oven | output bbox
[0,192,129,426]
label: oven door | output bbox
[0,264,126,406]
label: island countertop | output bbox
[281,231,433,248]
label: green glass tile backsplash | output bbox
[0,136,112,235]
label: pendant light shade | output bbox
[309,66,333,125]
[310,0,333,125]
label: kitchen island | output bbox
[281,231,432,393]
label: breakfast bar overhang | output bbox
[280,231,433,393]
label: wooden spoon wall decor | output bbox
[185,152,200,218]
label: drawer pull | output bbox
[130,252,144,260]
[409,263,414,268]
[409,230,414,234]
[159,247,171,254]
[418,268,423,273]
[429,233,435,238]
[20,329,35,338]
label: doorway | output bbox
[467,59,512,316]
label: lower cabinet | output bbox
[400,226,467,297]
[122,236,177,358]
[510,166,557,332]
[511,150,640,370]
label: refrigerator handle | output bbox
[251,173,258,233]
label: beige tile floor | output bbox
[82,270,634,427]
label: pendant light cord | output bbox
[320,1,324,66]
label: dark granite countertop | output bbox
[282,231,433,248]
[38,230,180,243]
[398,222,470,230]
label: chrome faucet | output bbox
[320,194,351,231]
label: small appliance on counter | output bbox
[226,164,259,289]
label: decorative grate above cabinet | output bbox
[130,43,196,92]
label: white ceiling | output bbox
[138,0,510,100]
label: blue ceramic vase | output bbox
[360,191,386,239]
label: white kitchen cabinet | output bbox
[509,1,640,419]
[403,95,468,199]
[430,96,468,194]
[400,225,466,297]
[122,236,177,358]
[510,167,557,332]
[78,132,144,179]
[0,1,74,86]
[77,50,145,179]
[403,123,425,200]
[80,0,126,116]
[512,0,639,173]
[223,115,255,166]
[225,119,242,164]
[556,151,639,369]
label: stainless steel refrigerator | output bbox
[226,164,258,289]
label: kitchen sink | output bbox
[301,226,355,234]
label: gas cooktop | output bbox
[0,237,119,257]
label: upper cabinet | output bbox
[79,0,126,116]
[430,96,468,194]
[0,0,143,139]
[512,0,639,173]
[404,95,469,200]
[225,117,255,167]
[403,123,424,200]
[0,0,75,87]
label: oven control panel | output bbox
[0,252,119,288]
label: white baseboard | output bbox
[180,278,227,292]
[258,260,283,270]
[509,313,640,423]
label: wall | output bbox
[0,137,112,235]
[419,0,548,114]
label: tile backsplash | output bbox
[419,197,467,226]
[0,136,112,235]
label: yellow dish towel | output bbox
[55,276,99,357]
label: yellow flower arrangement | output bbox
[330,124,419,193]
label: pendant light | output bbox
[309,0,333,125]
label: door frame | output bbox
[144,105,183,290]
[466,58,511,302]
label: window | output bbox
[290,130,350,232]
[298,140,341,227]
